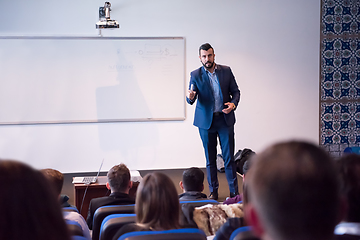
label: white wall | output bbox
[0,0,320,173]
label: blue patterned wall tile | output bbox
[321,38,360,100]
[322,0,360,35]
[320,102,360,145]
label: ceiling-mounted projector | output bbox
[96,2,119,29]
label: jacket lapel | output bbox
[215,65,225,99]
[216,65,223,87]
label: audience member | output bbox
[40,168,73,207]
[334,153,360,239]
[0,159,71,240]
[213,159,256,240]
[86,163,135,229]
[112,172,181,239]
[223,157,253,204]
[41,168,91,240]
[244,141,342,240]
[179,167,208,201]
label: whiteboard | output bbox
[0,37,185,124]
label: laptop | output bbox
[72,159,104,184]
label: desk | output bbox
[73,175,140,219]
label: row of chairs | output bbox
[64,200,257,240]
[94,199,257,240]
[100,217,256,240]
[114,226,257,240]
[117,228,207,240]
[95,199,219,240]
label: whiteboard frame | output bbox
[0,36,186,125]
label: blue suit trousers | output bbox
[198,114,238,194]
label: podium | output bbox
[73,172,141,219]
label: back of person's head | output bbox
[135,172,180,230]
[0,159,71,240]
[245,141,341,240]
[182,167,204,192]
[242,158,253,205]
[107,163,131,193]
[336,153,360,222]
[242,158,252,177]
[40,168,64,196]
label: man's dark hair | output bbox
[199,43,214,55]
[40,168,64,196]
[336,153,360,222]
[107,163,131,193]
[182,167,204,192]
[243,158,252,176]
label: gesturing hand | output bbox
[222,102,235,114]
[188,89,196,100]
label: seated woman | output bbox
[0,159,71,240]
[113,172,181,239]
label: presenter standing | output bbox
[186,43,240,200]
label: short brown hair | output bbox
[40,168,64,196]
[107,163,130,192]
[135,172,180,230]
[246,141,340,240]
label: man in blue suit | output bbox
[186,43,240,200]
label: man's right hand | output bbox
[188,90,196,100]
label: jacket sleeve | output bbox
[86,201,94,230]
[186,71,198,105]
[228,68,240,108]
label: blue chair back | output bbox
[344,147,360,155]
[179,199,218,208]
[72,236,89,240]
[117,228,207,240]
[100,213,136,240]
[92,204,135,240]
[230,226,259,240]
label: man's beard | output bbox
[202,61,214,70]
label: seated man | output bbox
[41,168,91,240]
[334,153,360,239]
[178,167,207,201]
[245,141,343,240]
[40,168,72,207]
[86,163,135,230]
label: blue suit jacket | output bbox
[186,64,240,129]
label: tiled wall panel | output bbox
[320,0,360,157]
